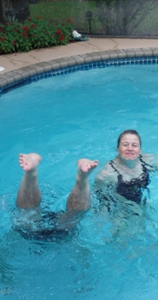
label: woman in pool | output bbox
[94,129,158,208]
[17,129,158,209]
[15,129,158,238]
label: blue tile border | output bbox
[1,47,158,95]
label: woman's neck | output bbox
[117,155,139,169]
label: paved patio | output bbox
[1,37,158,73]
[0,37,158,92]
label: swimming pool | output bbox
[1,57,158,299]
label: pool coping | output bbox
[1,46,158,93]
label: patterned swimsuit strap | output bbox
[109,160,120,175]
[110,155,153,172]
[139,154,154,170]
[109,156,152,179]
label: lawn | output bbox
[29,0,158,36]
[29,0,97,33]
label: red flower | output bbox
[31,24,38,28]
[0,37,5,41]
[59,35,64,41]
[67,18,74,24]
[56,29,62,35]
[22,32,27,37]
[50,20,53,23]
[22,26,30,31]
[28,17,32,21]
[12,40,16,46]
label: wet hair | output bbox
[117,130,142,148]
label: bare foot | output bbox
[77,158,98,181]
[19,153,42,172]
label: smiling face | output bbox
[117,133,141,160]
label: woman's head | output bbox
[117,130,142,148]
[117,130,142,160]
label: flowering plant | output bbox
[0,17,74,54]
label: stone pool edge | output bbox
[0,47,158,93]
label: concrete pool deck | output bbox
[1,37,158,91]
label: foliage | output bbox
[0,16,74,54]
[95,0,116,5]
[97,0,158,35]
[30,1,73,21]
[29,0,95,33]
[28,0,158,36]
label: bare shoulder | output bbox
[141,153,158,170]
[94,161,118,189]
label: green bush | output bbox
[0,16,74,54]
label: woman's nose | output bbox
[127,144,132,150]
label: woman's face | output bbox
[117,134,141,160]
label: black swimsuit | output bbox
[109,155,152,204]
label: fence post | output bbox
[0,0,6,23]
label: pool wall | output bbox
[1,47,158,95]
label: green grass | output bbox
[30,1,75,21]
[30,1,96,30]
[29,0,99,33]
[29,0,158,36]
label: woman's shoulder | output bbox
[96,160,117,180]
[141,153,158,170]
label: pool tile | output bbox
[79,53,95,63]
[46,60,61,70]
[88,52,102,62]
[1,74,15,85]
[6,71,22,82]
[134,49,144,57]
[0,78,8,88]
[70,55,85,65]
[150,47,158,56]
[98,51,110,60]
[22,66,38,76]
[34,64,48,75]
[63,57,76,67]
[114,49,127,58]
[125,49,136,58]
[15,69,31,80]
[1,47,158,95]
[54,58,69,68]
[141,48,153,56]
[36,62,53,72]
[106,50,118,59]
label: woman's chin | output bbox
[124,155,137,160]
[120,152,138,160]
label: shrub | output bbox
[97,0,158,35]
[0,17,74,54]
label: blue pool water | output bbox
[1,62,158,299]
